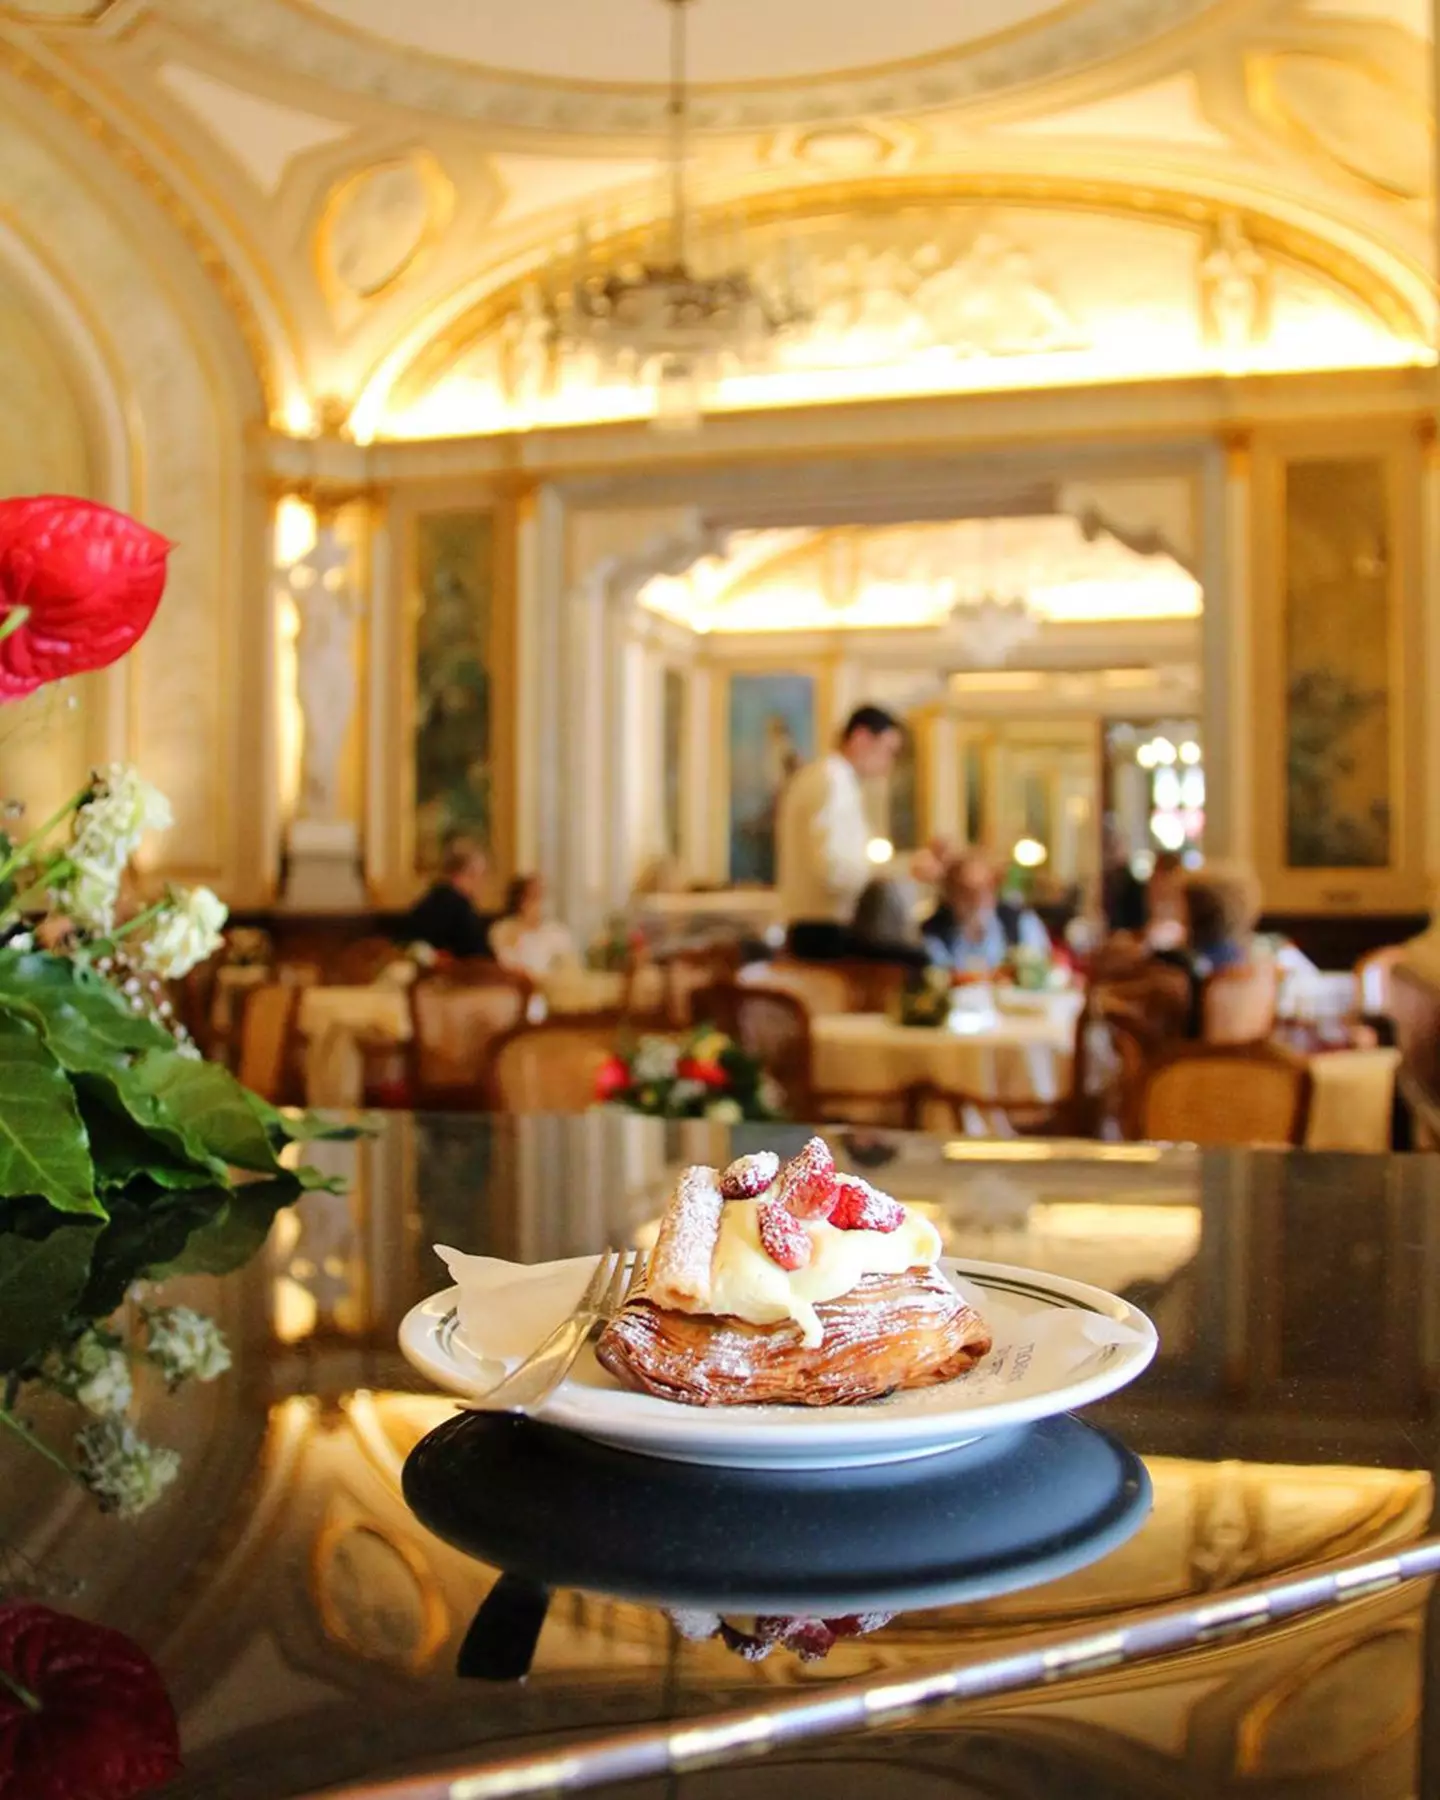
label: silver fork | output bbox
[462,1249,646,1416]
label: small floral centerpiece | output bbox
[0,494,346,1520]
[1006,942,1070,992]
[896,964,953,1028]
[586,912,644,974]
[594,1026,785,1122]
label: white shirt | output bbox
[776,753,872,925]
[490,918,577,977]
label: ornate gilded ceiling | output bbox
[0,0,1432,439]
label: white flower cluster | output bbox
[631,1037,679,1085]
[44,1329,132,1418]
[55,765,172,933]
[143,1306,232,1387]
[705,1098,744,1124]
[138,886,227,980]
[74,1418,180,1518]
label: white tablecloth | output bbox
[812,995,1082,1113]
[297,986,410,1109]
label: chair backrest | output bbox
[737,957,851,1016]
[1138,1042,1310,1147]
[698,983,813,1119]
[1201,962,1278,1045]
[1356,943,1406,1017]
[332,936,405,985]
[833,959,914,1014]
[408,965,533,1101]
[486,1016,623,1114]
[236,983,302,1103]
[658,944,744,1028]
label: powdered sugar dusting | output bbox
[646,1164,724,1308]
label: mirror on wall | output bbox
[1103,720,1205,869]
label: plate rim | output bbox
[399,1254,1158,1456]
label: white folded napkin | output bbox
[435,1245,600,1383]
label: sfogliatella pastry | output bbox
[596,1137,991,1407]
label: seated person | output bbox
[396,833,496,959]
[489,873,578,977]
[921,849,1051,974]
[849,877,931,969]
[1145,862,1262,1037]
[1143,850,1187,950]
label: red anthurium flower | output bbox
[677,1057,729,1088]
[0,1602,180,1800]
[594,1055,631,1101]
[0,496,171,701]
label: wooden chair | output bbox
[698,983,921,1127]
[407,964,534,1111]
[737,958,851,1017]
[697,983,817,1121]
[655,943,744,1028]
[1201,961,1278,1045]
[485,1015,623,1114]
[332,935,406,985]
[1131,1041,1311,1147]
[236,983,304,1105]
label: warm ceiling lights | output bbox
[541,0,811,432]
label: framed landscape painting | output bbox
[727,672,816,884]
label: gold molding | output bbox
[1245,49,1430,203]
[267,0,1098,97]
[0,38,279,413]
[313,149,455,312]
[387,170,1427,415]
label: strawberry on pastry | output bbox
[775,1136,839,1220]
[719,1151,780,1200]
[757,1199,812,1270]
[829,1175,905,1233]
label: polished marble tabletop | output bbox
[6,1113,1440,1799]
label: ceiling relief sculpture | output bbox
[638,516,1201,638]
[376,197,1423,440]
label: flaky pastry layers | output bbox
[596,1268,992,1407]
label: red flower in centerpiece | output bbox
[677,1057,728,1088]
[0,496,172,701]
[594,1055,631,1101]
[0,1602,180,1799]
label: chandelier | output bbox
[541,0,810,432]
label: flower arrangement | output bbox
[594,1026,785,1122]
[586,912,644,973]
[0,494,347,1520]
[896,964,953,1028]
[1005,941,1071,992]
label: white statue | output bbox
[1200,213,1267,355]
[283,525,357,822]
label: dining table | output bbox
[7,1111,1439,1799]
[811,989,1084,1127]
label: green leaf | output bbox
[126,1052,287,1175]
[147,1178,298,1279]
[75,1089,221,1194]
[0,1218,101,1371]
[0,1016,100,1215]
[261,1103,371,1146]
[77,1188,228,1317]
[0,952,173,1058]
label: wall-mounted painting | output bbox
[414,511,493,871]
[1283,459,1391,869]
[728,672,816,883]
[662,666,685,862]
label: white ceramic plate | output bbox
[399,1258,1158,1471]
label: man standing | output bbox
[396,832,497,958]
[776,704,903,959]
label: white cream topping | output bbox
[704,1196,942,1349]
